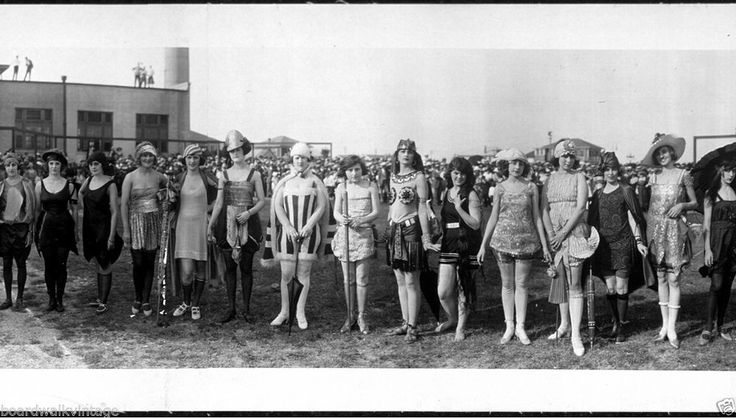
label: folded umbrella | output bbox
[287,238,305,336]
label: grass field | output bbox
[3,199,735,370]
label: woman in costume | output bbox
[269,142,328,330]
[385,139,439,343]
[0,153,36,311]
[79,151,123,314]
[588,151,648,343]
[35,149,78,312]
[120,141,169,317]
[435,157,483,341]
[541,139,591,356]
[171,144,218,321]
[207,131,264,323]
[332,155,379,334]
[641,134,697,349]
[479,149,549,345]
[698,158,736,345]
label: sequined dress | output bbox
[489,181,540,257]
[646,169,692,271]
[332,183,375,262]
[129,186,161,251]
[592,186,634,272]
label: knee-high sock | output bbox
[606,293,619,323]
[2,256,13,300]
[100,273,112,304]
[192,280,205,307]
[616,293,629,324]
[716,273,735,329]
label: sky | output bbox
[1,4,736,163]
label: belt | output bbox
[391,217,417,227]
[445,222,460,229]
[131,198,159,213]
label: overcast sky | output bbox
[1,5,735,162]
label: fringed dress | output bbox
[129,186,161,251]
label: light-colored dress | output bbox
[332,184,375,262]
[490,181,541,257]
[546,171,588,267]
[647,169,693,271]
[174,174,207,260]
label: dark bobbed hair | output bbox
[45,154,67,170]
[391,147,424,174]
[443,157,476,199]
[338,155,368,178]
[551,155,581,170]
[706,160,736,204]
[497,158,531,179]
[652,145,675,167]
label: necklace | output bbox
[392,170,418,184]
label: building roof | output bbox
[182,130,221,144]
[537,138,603,150]
[260,136,298,145]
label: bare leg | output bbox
[437,263,458,332]
[498,260,515,343]
[667,271,681,347]
[271,261,295,325]
[356,260,370,334]
[569,264,585,356]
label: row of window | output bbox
[14,108,169,152]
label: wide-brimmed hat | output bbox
[42,149,68,166]
[641,133,686,166]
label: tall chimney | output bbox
[164,47,190,89]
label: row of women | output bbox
[1,133,733,357]
[382,134,735,355]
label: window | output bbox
[136,114,169,153]
[78,111,113,152]
[14,108,53,150]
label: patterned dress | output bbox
[489,181,540,258]
[546,171,588,267]
[332,183,375,262]
[592,186,634,273]
[647,169,693,271]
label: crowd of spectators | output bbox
[0,148,694,209]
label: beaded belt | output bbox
[390,217,417,227]
[445,222,460,229]
[131,198,158,213]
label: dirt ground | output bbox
[1,200,735,370]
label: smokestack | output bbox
[164,47,190,90]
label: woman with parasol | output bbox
[207,132,264,323]
[479,149,550,345]
[587,151,648,343]
[641,134,697,349]
[120,142,170,317]
[541,139,592,357]
[385,139,439,343]
[435,156,483,342]
[332,155,379,334]
[694,147,736,345]
[269,142,328,330]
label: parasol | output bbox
[586,260,595,350]
[287,238,305,336]
[691,142,736,210]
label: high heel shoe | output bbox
[340,317,356,333]
[270,313,288,326]
[357,313,369,335]
[297,314,308,330]
[669,338,680,349]
[572,337,585,357]
[499,322,515,345]
[653,328,668,342]
[547,327,571,340]
[515,324,531,345]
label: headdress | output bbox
[290,142,312,158]
[396,138,416,152]
[135,141,158,159]
[554,139,576,158]
[224,130,250,152]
